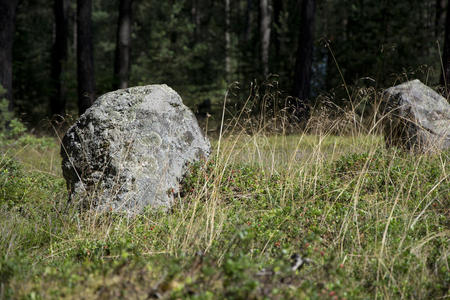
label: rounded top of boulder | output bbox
[382,79,450,151]
[385,79,449,111]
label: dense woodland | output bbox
[1,0,450,125]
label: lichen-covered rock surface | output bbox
[61,85,211,214]
[383,79,450,151]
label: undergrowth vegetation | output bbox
[0,91,449,299]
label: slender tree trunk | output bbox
[245,0,252,42]
[272,0,282,60]
[225,0,231,79]
[260,0,271,77]
[77,0,95,115]
[113,0,133,90]
[292,0,316,118]
[0,0,19,111]
[191,0,201,41]
[441,0,450,91]
[51,0,69,117]
[436,0,446,37]
[73,8,77,52]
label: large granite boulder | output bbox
[61,85,211,214]
[382,79,450,151]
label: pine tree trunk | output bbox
[260,0,271,77]
[272,0,282,60]
[191,0,201,41]
[73,9,77,52]
[292,0,316,118]
[441,0,450,93]
[436,0,446,37]
[434,0,445,38]
[77,0,95,115]
[51,0,69,117]
[225,0,231,79]
[245,0,252,42]
[0,0,19,111]
[113,0,133,90]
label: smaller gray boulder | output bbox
[382,79,450,151]
[61,85,211,214]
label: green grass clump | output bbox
[0,130,448,299]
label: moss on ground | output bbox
[0,133,448,299]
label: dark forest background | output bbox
[1,0,450,127]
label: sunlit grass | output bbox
[0,108,448,299]
[214,133,384,171]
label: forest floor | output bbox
[0,129,449,299]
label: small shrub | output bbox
[0,86,26,143]
[0,156,65,209]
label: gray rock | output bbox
[61,85,211,214]
[382,79,450,151]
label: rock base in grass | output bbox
[61,85,211,214]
